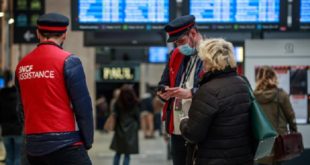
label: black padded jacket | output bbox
[180,68,254,165]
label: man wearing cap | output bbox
[157,15,203,165]
[15,13,93,164]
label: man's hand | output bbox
[156,85,170,101]
[165,87,192,99]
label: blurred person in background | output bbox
[0,139,5,162]
[140,92,154,139]
[152,96,164,137]
[96,95,109,132]
[180,38,254,165]
[110,88,121,113]
[110,85,140,165]
[0,70,23,165]
[254,66,297,165]
[0,73,5,163]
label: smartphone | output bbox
[157,85,167,93]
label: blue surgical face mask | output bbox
[178,43,195,56]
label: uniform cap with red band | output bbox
[164,15,196,42]
[37,13,69,33]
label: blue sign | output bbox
[0,78,4,89]
[149,47,168,63]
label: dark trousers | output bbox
[113,152,130,165]
[27,145,91,165]
[171,134,187,165]
[154,113,162,135]
[2,136,23,165]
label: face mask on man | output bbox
[178,43,195,56]
[177,33,197,56]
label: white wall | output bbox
[139,63,165,96]
[245,39,310,88]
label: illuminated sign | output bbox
[0,77,4,89]
[103,67,134,80]
[299,0,310,30]
[300,0,310,23]
[78,0,169,24]
[97,66,140,82]
[71,0,176,31]
[13,0,45,43]
[182,0,286,31]
[190,0,280,23]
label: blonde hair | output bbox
[255,66,278,92]
[198,38,236,71]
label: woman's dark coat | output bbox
[180,69,254,165]
[110,102,140,154]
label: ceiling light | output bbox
[8,18,14,24]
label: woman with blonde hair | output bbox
[180,38,254,165]
[254,66,297,165]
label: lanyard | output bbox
[181,55,197,87]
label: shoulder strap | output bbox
[276,89,280,128]
[239,75,255,100]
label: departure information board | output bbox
[183,0,285,30]
[191,0,280,23]
[79,0,169,23]
[300,0,310,23]
[72,0,175,31]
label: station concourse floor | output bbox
[89,131,172,165]
[0,131,172,165]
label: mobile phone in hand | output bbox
[157,85,167,93]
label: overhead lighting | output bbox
[8,18,14,24]
[0,12,4,17]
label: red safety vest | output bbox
[16,42,76,135]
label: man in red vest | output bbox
[15,13,93,165]
[157,15,203,165]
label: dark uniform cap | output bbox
[37,13,69,33]
[164,15,195,42]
